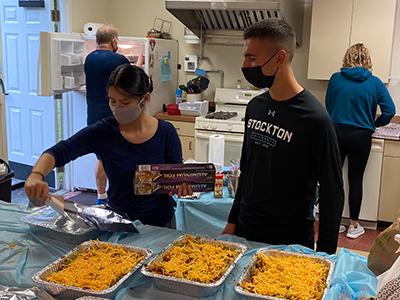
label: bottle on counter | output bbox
[214,173,223,198]
[176,89,182,104]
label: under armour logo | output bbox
[268,110,276,116]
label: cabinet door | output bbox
[351,0,396,83]
[379,156,400,222]
[379,140,400,222]
[180,136,195,161]
[308,0,353,80]
[170,121,195,137]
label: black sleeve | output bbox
[313,117,345,254]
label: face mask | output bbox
[241,51,279,89]
[110,97,144,124]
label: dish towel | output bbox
[161,55,171,82]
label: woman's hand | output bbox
[168,182,193,198]
[24,172,49,204]
[221,223,236,236]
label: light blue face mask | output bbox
[109,97,145,124]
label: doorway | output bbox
[0,0,60,186]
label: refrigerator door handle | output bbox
[0,78,8,95]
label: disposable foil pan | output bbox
[20,207,103,244]
[75,297,109,300]
[141,235,247,297]
[235,248,335,300]
[32,240,153,299]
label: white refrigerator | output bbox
[38,32,179,191]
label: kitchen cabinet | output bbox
[169,120,195,161]
[154,112,197,162]
[308,0,396,83]
[378,140,400,222]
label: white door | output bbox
[0,0,56,184]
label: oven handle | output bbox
[195,131,244,143]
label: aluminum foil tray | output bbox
[75,297,109,300]
[235,248,335,300]
[20,206,103,244]
[141,235,247,297]
[32,240,153,299]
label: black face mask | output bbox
[241,51,279,89]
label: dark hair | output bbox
[243,19,296,62]
[106,64,153,98]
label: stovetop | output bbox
[205,111,238,120]
[195,110,245,133]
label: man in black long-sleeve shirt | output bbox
[221,19,344,254]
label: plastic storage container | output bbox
[166,104,181,115]
[0,159,15,203]
[179,101,208,116]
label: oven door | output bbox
[194,129,244,166]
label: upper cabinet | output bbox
[307,0,397,83]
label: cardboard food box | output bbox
[134,163,215,195]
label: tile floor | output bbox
[10,185,382,257]
[314,220,382,257]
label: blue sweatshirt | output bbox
[45,117,182,226]
[325,67,395,131]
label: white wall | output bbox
[68,0,400,112]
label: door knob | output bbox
[0,78,9,95]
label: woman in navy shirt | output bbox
[25,65,182,228]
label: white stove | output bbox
[194,88,264,165]
[195,88,264,134]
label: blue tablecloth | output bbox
[175,186,233,238]
[0,201,377,299]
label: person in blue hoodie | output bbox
[326,43,396,239]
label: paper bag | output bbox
[367,214,400,276]
[376,235,400,292]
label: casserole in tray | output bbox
[32,240,153,299]
[141,234,247,297]
[235,248,335,300]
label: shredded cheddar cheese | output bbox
[46,240,144,290]
[239,252,330,300]
[149,234,240,283]
[6,260,16,264]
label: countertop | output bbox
[155,112,197,123]
[373,123,400,141]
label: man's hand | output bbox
[221,223,236,236]
[136,53,144,68]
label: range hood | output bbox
[166,0,305,46]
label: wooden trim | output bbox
[155,112,197,123]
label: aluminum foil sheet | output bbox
[0,286,55,300]
[235,248,335,300]
[32,240,153,299]
[141,235,247,297]
[60,201,141,233]
[20,207,103,244]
